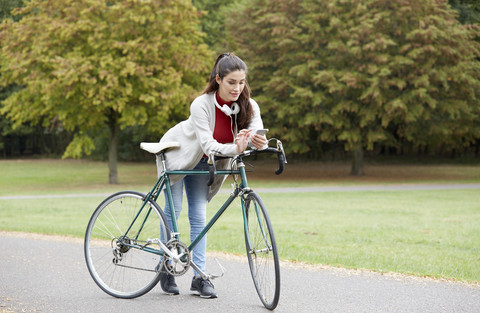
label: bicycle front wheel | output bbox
[243,192,280,310]
[84,191,170,299]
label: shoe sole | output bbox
[190,289,217,299]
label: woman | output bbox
[157,53,267,298]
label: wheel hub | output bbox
[111,236,132,264]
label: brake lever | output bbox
[207,153,216,186]
[274,140,287,175]
[277,140,287,164]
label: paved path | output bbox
[1,232,479,313]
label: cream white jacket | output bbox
[156,92,264,201]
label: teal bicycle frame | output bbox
[153,158,249,253]
[120,142,285,279]
[120,160,249,261]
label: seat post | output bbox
[159,152,167,170]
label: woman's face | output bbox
[216,70,246,102]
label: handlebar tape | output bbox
[207,163,215,186]
[275,152,285,175]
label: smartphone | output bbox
[255,129,268,136]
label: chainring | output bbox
[162,240,191,276]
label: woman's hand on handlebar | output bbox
[235,129,252,154]
[208,138,286,186]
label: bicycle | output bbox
[84,138,287,310]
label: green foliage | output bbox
[0,0,212,159]
[192,0,230,53]
[449,0,480,24]
[0,0,24,156]
[226,0,480,157]
[0,0,23,22]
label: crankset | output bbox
[162,240,191,276]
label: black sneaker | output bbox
[159,271,180,295]
[190,276,217,298]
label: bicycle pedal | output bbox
[208,258,227,280]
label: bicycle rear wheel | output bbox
[84,191,170,299]
[243,192,280,310]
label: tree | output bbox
[0,0,212,183]
[0,0,24,157]
[0,0,23,21]
[226,0,480,175]
[192,0,230,53]
[449,0,480,24]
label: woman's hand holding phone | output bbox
[251,129,268,149]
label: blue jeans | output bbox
[164,158,209,276]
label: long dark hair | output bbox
[203,52,254,130]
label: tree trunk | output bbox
[350,146,365,176]
[107,110,120,184]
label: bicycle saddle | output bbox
[140,142,180,154]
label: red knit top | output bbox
[213,92,235,144]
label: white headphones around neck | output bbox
[214,93,240,116]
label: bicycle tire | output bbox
[243,192,280,310]
[84,191,170,299]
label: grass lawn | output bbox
[1,158,479,283]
